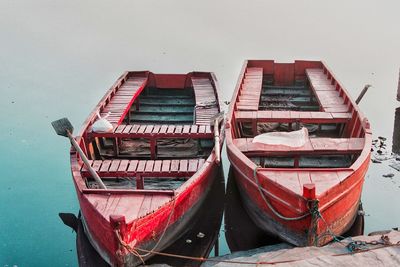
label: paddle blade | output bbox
[59,213,78,232]
[52,118,74,137]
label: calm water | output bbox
[1,1,400,266]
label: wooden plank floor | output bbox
[192,77,219,125]
[237,68,263,111]
[306,69,349,113]
[101,76,148,125]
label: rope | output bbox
[115,197,177,263]
[253,166,310,221]
[115,230,400,266]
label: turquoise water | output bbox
[1,1,400,266]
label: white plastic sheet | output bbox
[92,112,113,133]
[252,127,309,148]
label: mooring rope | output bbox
[253,166,310,221]
[115,196,177,264]
[115,230,400,266]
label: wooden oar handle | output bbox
[67,131,107,189]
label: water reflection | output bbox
[224,167,280,252]
[392,107,400,154]
[60,166,225,267]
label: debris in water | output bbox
[371,158,382,163]
[378,136,387,141]
[382,173,395,178]
[389,162,400,172]
[197,232,205,238]
[186,239,192,244]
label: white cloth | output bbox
[92,112,113,133]
[252,127,309,148]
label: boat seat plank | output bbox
[235,110,352,124]
[88,123,214,139]
[234,137,364,156]
[99,76,148,125]
[306,69,349,112]
[237,68,263,111]
[82,158,206,178]
[192,77,219,125]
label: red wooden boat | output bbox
[226,60,372,246]
[68,71,223,266]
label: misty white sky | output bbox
[1,1,399,134]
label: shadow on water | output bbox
[224,167,281,252]
[224,166,365,252]
[392,107,400,154]
[59,166,225,267]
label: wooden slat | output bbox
[145,125,154,134]
[306,69,348,112]
[162,160,171,172]
[145,160,154,172]
[192,77,219,125]
[109,160,121,172]
[179,160,188,172]
[153,160,162,172]
[118,160,129,172]
[92,160,103,172]
[100,160,112,172]
[96,76,147,126]
[127,160,138,172]
[136,160,146,172]
[237,68,263,111]
[188,159,199,172]
[170,160,179,172]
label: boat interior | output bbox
[232,60,367,169]
[80,72,220,191]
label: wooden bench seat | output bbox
[88,124,213,139]
[236,68,263,111]
[235,110,352,124]
[81,158,206,177]
[192,77,219,125]
[100,76,148,125]
[233,137,364,156]
[306,69,349,113]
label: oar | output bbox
[52,118,107,189]
[355,84,372,104]
[210,112,224,165]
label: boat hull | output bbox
[228,153,369,246]
[225,60,372,247]
[76,160,220,266]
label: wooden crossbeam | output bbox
[88,124,213,139]
[233,137,364,156]
[81,158,206,177]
